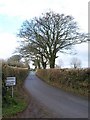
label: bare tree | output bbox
[70,57,81,69]
[17,11,88,68]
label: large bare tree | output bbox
[17,11,88,68]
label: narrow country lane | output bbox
[24,71,88,118]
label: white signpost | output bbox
[6,77,16,97]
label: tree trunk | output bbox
[41,55,47,69]
[49,57,55,68]
[37,59,41,69]
[49,49,56,68]
[42,62,46,69]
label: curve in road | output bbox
[25,72,88,118]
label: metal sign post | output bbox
[12,86,13,98]
[6,77,16,98]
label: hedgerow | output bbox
[36,68,90,96]
[2,61,29,117]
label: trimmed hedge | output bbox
[36,68,90,96]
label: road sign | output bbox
[6,77,16,97]
[6,77,16,86]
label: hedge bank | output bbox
[36,68,90,96]
[2,62,29,117]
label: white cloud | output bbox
[56,43,88,68]
[74,43,88,67]
[0,0,51,18]
[75,43,88,57]
[0,33,19,59]
[59,0,88,32]
[0,0,88,32]
[0,0,88,67]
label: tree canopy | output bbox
[17,11,88,68]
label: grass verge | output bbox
[2,82,29,118]
[2,96,27,117]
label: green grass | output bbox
[2,83,29,118]
[2,96,27,117]
[2,84,29,118]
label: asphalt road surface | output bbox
[25,71,88,118]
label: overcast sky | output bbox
[0,0,88,68]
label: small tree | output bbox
[70,57,81,69]
[7,55,22,67]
